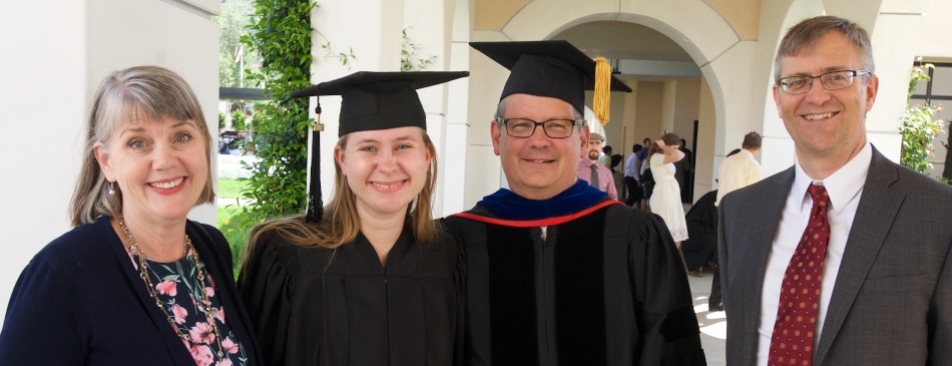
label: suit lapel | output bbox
[813,148,904,364]
[737,167,795,363]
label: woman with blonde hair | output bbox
[648,132,689,252]
[0,66,261,365]
[239,71,468,366]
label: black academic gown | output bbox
[443,181,705,366]
[681,190,718,270]
[238,225,465,366]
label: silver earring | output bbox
[108,182,115,195]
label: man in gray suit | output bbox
[719,16,952,365]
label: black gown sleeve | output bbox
[0,257,87,365]
[237,235,301,366]
[631,213,706,365]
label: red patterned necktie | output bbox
[768,184,830,366]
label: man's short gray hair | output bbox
[773,16,875,83]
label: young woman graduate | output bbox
[238,71,468,366]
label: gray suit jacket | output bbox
[718,146,952,365]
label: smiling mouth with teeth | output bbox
[149,177,184,189]
[803,112,836,120]
[372,181,405,189]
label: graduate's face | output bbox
[336,126,432,219]
[94,116,209,224]
[492,94,588,200]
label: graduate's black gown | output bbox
[239,225,464,366]
[443,181,705,366]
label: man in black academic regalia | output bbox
[443,40,706,366]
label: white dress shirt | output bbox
[756,142,872,366]
[624,153,641,180]
[716,149,763,206]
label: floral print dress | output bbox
[130,250,248,366]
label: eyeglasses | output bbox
[777,70,871,94]
[498,118,585,139]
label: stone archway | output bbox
[463,0,750,204]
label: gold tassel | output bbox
[593,57,611,125]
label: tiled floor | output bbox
[687,271,726,366]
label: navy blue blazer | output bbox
[0,217,262,365]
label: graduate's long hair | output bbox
[243,128,440,258]
[647,132,681,162]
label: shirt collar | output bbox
[579,158,595,167]
[739,149,755,159]
[793,141,872,213]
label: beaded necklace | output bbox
[119,218,225,358]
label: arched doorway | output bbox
[463,0,747,205]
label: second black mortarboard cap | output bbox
[290,71,469,137]
[470,40,632,124]
[288,71,468,223]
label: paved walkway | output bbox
[688,270,726,366]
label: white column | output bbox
[441,0,474,215]
[865,5,928,161]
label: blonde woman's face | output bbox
[335,126,431,219]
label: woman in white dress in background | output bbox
[648,133,689,255]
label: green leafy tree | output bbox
[231,109,246,131]
[900,63,945,174]
[214,0,262,88]
[220,0,318,270]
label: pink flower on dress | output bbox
[189,322,216,344]
[221,337,239,354]
[156,280,177,296]
[216,359,233,366]
[172,304,188,324]
[215,307,225,323]
[205,274,216,297]
[189,344,215,366]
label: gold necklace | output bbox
[119,218,225,358]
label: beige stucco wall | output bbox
[917,0,952,59]
[474,0,528,30]
[635,81,665,138]
[673,79,702,148]
[620,80,640,158]
[661,81,678,133]
[705,0,761,40]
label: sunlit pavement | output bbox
[688,271,726,366]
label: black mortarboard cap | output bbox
[290,71,470,137]
[470,40,632,124]
[288,71,469,223]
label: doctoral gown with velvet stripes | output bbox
[238,225,465,366]
[443,181,705,366]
